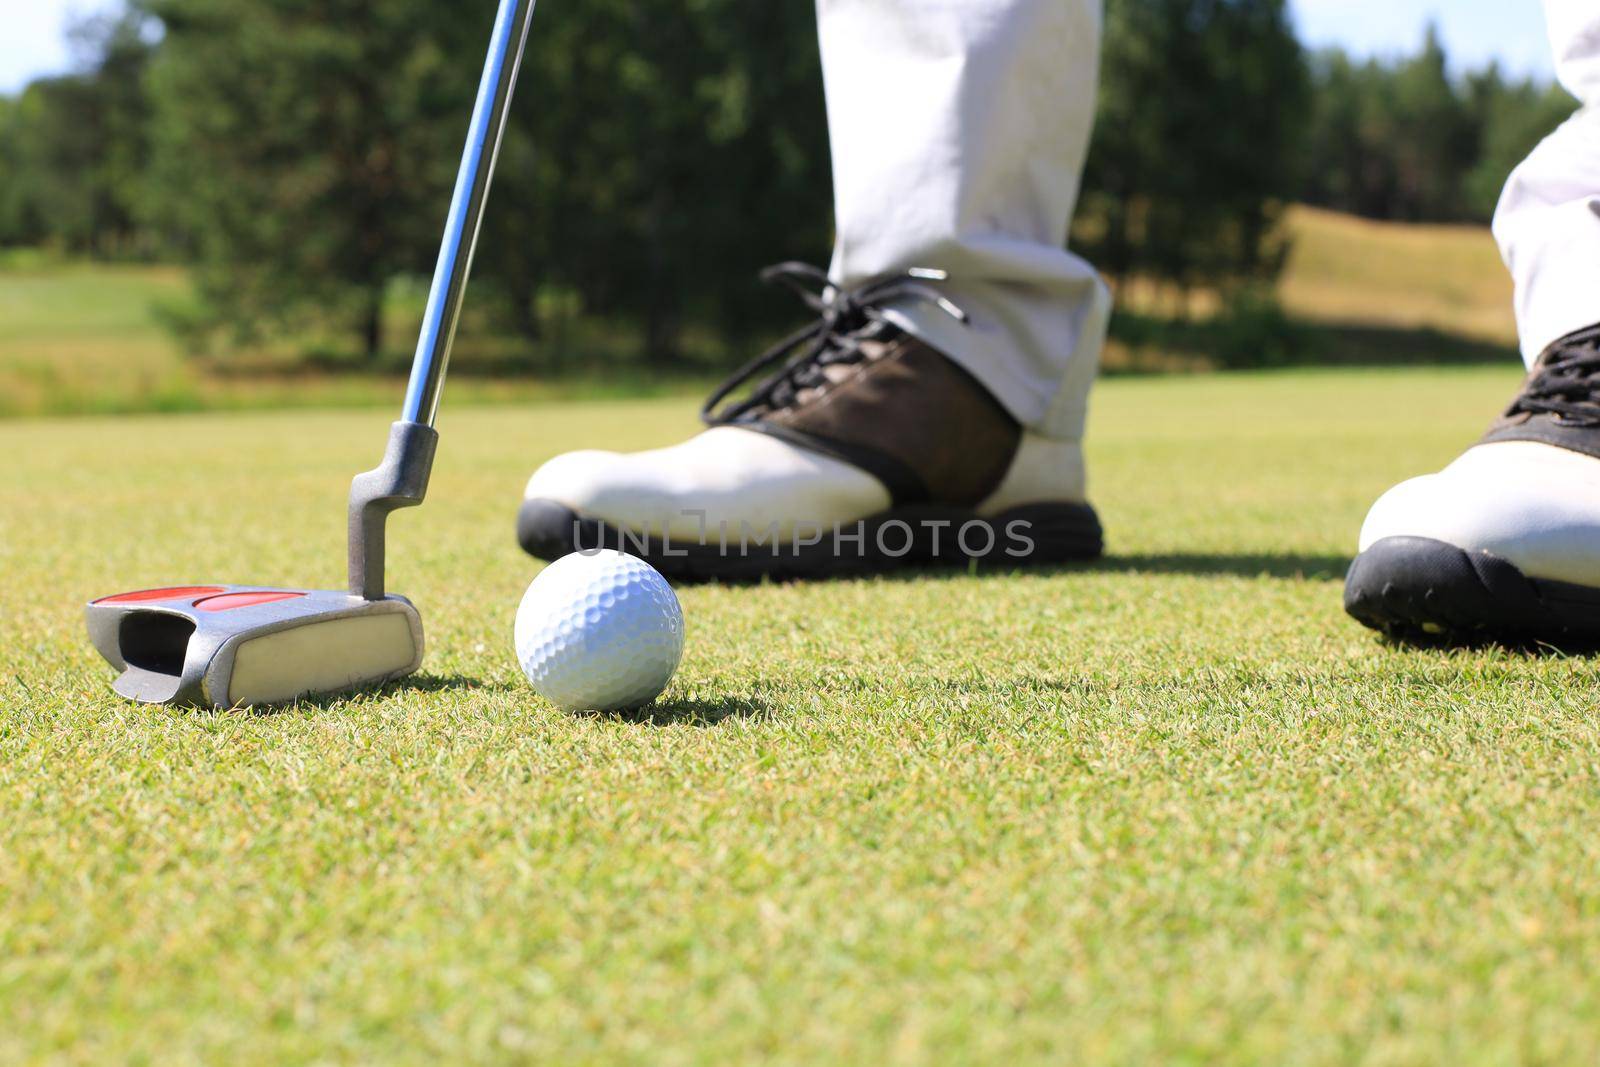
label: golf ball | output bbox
[514,550,685,712]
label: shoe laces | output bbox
[701,262,967,425]
[1510,325,1600,426]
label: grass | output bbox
[0,254,708,418]
[1105,206,1520,372]
[0,259,194,414]
[10,364,1600,1063]
[1278,206,1517,345]
[1110,205,1518,344]
[0,206,1521,416]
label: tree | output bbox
[476,0,832,365]
[0,95,39,247]
[11,0,1574,372]
[1299,28,1576,224]
[1463,72,1578,220]
[134,0,833,366]
[1385,25,1479,220]
[0,11,157,256]
[137,0,487,360]
[1076,0,1310,298]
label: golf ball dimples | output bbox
[514,550,684,712]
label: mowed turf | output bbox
[0,205,1520,416]
[7,366,1600,1064]
[1279,206,1518,345]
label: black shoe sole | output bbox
[1344,535,1600,646]
[517,498,1104,582]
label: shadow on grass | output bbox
[244,672,488,714]
[210,668,771,721]
[1087,552,1352,581]
[840,552,1354,587]
[251,676,773,723]
[579,694,772,728]
[1370,628,1600,658]
[1309,322,1516,366]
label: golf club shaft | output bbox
[402,0,538,427]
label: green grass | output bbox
[0,259,193,414]
[1,205,1523,415]
[0,255,709,417]
[1279,206,1518,345]
[1105,206,1521,372]
[9,365,1600,1064]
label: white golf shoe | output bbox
[1345,324,1600,642]
[519,265,1101,580]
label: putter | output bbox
[85,0,539,708]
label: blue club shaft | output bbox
[402,0,538,427]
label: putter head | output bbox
[85,586,423,708]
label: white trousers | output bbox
[817,0,1109,441]
[1495,0,1600,366]
[819,0,1597,432]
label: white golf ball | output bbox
[514,550,685,712]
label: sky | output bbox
[1294,0,1554,81]
[0,0,1559,96]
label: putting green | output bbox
[7,365,1600,1063]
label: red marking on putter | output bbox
[97,586,226,605]
[194,591,307,612]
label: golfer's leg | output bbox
[521,0,1111,576]
[817,0,1110,441]
[1344,1,1600,643]
[1494,0,1600,365]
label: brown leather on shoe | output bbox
[701,263,1021,507]
[750,330,1020,507]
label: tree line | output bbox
[1300,26,1577,224]
[0,1,1576,366]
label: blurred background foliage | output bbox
[0,0,1578,393]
